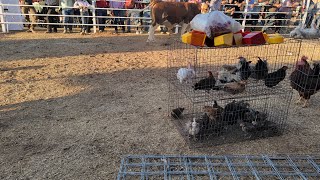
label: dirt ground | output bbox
[0,29,320,179]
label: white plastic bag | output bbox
[190,13,210,33]
[205,11,243,38]
[191,11,243,38]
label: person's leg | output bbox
[275,14,286,33]
[83,11,89,33]
[22,6,31,31]
[46,7,53,33]
[119,10,125,33]
[52,10,58,32]
[262,13,275,32]
[68,9,74,32]
[29,7,37,32]
[80,11,86,34]
[126,11,131,33]
[113,10,120,33]
[87,10,93,33]
[101,10,107,31]
[62,9,68,33]
[97,9,103,31]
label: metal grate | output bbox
[117,154,320,179]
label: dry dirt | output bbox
[0,30,319,179]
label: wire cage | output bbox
[117,154,320,180]
[168,39,304,147]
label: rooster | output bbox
[289,56,320,107]
[251,57,268,80]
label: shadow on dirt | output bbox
[0,33,180,62]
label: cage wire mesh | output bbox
[168,39,305,147]
[117,154,320,180]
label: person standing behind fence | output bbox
[96,0,108,32]
[60,0,75,33]
[250,0,265,30]
[20,0,37,33]
[125,0,135,33]
[209,0,222,11]
[45,0,59,33]
[275,0,299,32]
[74,0,92,35]
[110,0,125,34]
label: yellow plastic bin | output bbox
[233,33,243,46]
[214,33,233,46]
[267,34,284,44]
[181,32,192,44]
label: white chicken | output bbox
[186,118,200,137]
[177,62,195,84]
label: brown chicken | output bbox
[289,56,320,107]
[222,81,247,94]
[203,101,224,121]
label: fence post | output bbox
[241,0,249,31]
[0,2,7,33]
[301,0,310,27]
[92,0,97,33]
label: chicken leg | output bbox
[302,99,309,108]
[295,97,303,104]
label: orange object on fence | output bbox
[191,30,206,46]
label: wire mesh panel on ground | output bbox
[117,154,320,179]
[168,40,302,147]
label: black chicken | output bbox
[289,56,320,107]
[251,57,268,80]
[193,71,218,91]
[235,57,252,80]
[264,66,288,87]
[222,100,251,125]
[171,107,185,119]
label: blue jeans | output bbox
[113,10,125,32]
[81,11,89,32]
[96,9,107,31]
[62,8,74,30]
